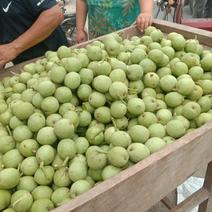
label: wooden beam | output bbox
[198,161,212,212]
[171,188,209,212]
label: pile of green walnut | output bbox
[0,26,212,212]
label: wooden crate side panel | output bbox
[53,123,212,212]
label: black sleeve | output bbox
[26,0,58,15]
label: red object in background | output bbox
[181,18,212,31]
[174,0,212,32]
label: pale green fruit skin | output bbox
[86,146,107,170]
[170,34,186,51]
[11,101,34,120]
[13,125,32,142]
[102,165,121,180]
[49,66,66,83]
[182,102,201,120]
[86,127,104,145]
[107,146,129,168]
[17,176,37,192]
[145,137,166,153]
[198,80,212,95]
[92,75,112,93]
[200,53,212,71]
[127,143,150,162]
[171,61,188,77]
[88,168,103,181]
[27,113,45,132]
[176,77,195,96]
[148,123,166,138]
[143,96,157,112]
[32,186,53,200]
[41,96,59,115]
[57,46,72,59]
[0,136,15,154]
[20,157,39,176]
[37,80,56,97]
[0,190,11,210]
[64,72,81,89]
[94,106,111,124]
[127,97,145,116]
[140,58,157,73]
[88,91,106,108]
[126,64,144,80]
[109,81,128,100]
[11,190,33,212]
[30,199,54,212]
[142,88,157,98]
[159,75,177,92]
[110,131,131,148]
[138,112,158,127]
[2,149,24,168]
[51,187,70,207]
[188,66,204,81]
[62,57,82,72]
[156,109,172,125]
[128,125,150,143]
[54,87,72,103]
[36,145,55,166]
[110,101,127,119]
[75,137,90,154]
[163,136,175,144]
[79,68,94,85]
[188,85,203,101]
[173,115,190,130]
[54,118,75,139]
[69,161,87,182]
[70,180,92,198]
[196,113,212,127]
[165,92,184,108]
[198,96,212,113]
[57,139,76,160]
[37,127,57,145]
[53,167,71,187]
[34,166,55,186]
[166,120,186,138]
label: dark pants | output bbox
[192,0,212,18]
[204,0,212,18]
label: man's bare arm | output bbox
[0,4,64,69]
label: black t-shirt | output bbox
[0,0,68,64]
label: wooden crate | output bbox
[1,20,212,212]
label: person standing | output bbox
[76,0,153,43]
[192,0,212,18]
[0,0,68,69]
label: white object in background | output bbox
[177,176,204,212]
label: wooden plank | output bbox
[162,196,176,210]
[171,188,209,212]
[53,122,212,212]
[198,161,212,212]
[153,19,212,47]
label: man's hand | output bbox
[136,12,153,32]
[77,30,88,43]
[0,43,19,70]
